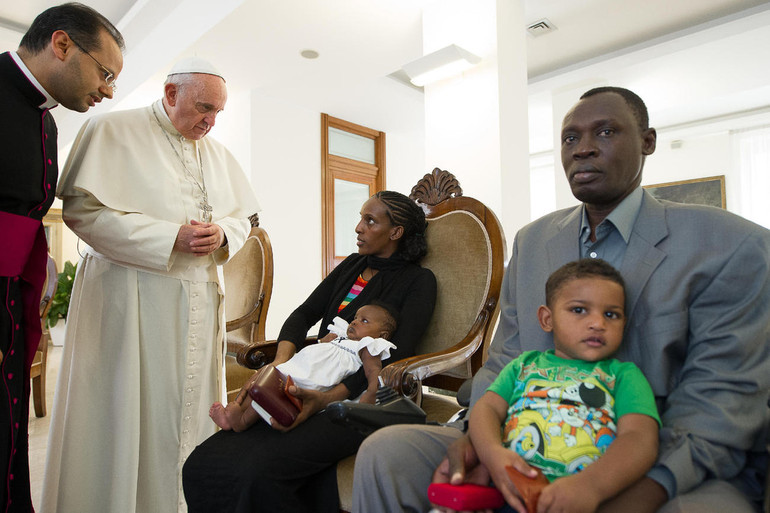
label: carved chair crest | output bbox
[409,168,463,208]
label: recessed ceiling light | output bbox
[300,49,319,59]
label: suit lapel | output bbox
[545,206,583,270]
[620,191,669,320]
[543,195,668,326]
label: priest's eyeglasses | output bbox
[69,36,117,91]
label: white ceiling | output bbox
[2,0,770,148]
[2,0,767,80]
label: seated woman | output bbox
[182,190,437,512]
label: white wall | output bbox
[248,92,321,339]
[211,89,252,181]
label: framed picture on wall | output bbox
[644,175,726,209]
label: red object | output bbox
[505,466,550,513]
[248,366,302,427]
[428,483,505,510]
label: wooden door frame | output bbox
[321,114,386,277]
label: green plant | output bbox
[47,260,77,329]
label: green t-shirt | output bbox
[488,350,660,480]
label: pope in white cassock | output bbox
[41,58,260,513]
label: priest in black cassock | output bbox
[0,4,123,510]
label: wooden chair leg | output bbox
[32,370,46,417]
[32,336,48,418]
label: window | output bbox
[733,125,770,229]
[321,114,385,275]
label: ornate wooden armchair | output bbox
[31,254,58,418]
[233,169,507,511]
[223,216,274,402]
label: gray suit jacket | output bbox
[474,190,770,501]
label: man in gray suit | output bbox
[353,87,770,513]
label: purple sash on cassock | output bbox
[0,210,48,371]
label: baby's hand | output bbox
[318,333,336,343]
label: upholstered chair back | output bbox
[416,206,495,380]
[223,223,273,401]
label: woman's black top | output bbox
[277,253,437,397]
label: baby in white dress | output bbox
[210,303,397,431]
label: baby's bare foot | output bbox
[209,402,232,430]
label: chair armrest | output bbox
[235,340,276,369]
[233,337,319,370]
[380,298,496,400]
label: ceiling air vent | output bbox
[527,18,556,37]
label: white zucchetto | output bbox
[167,57,225,82]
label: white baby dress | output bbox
[275,316,396,394]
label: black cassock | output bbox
[0,51,58,512]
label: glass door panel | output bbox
[334,179,370,257]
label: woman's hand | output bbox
[270,383,349,432]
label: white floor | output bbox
[28,340,60,511]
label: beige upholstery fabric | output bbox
[337,456,356,512]
[416,211,491,378]
[224,231,270,401]
[224,235,266,346]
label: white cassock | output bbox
[41,100,260,513]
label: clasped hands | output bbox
[174,219,225,256]
[431,434,601,513]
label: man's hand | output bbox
[174,219,225,256]
[431,434,497,513]
[479,447,536,513]
[434,434,487,486]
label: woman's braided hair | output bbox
[373,190,428,263]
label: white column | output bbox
[421,0,529,249]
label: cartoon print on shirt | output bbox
[502,377,618,478]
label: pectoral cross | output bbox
[200,202,213,223]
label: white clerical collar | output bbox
[9,51,58,110]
